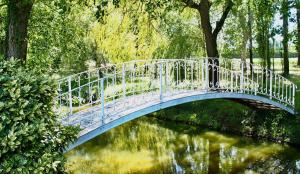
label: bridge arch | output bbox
[55,58,297,151]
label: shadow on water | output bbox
[65,117,300,174]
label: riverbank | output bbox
[152,99,300,145]
[151,71,300,146]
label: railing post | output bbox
[159,63,163,101]
[122,64,126,98]
[88,72,92,104]
[282,79,284,101]
[100,78,105,125]
[68,77,73,114]
[255,83,257,96]
[231,70,233,92]
[240,62,244,93]
[269,70,273,99]
[293,84,296,107]
[166,62,169,92]
[201,60,204,89]
[205,58,209,91]
[191,62,194,90]
[274,74,276,98]
[286,82,288,103]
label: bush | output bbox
[0,60,79,173]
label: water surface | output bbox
[66,117,300,173]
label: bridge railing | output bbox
[55,58,297,122]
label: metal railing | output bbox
[55,58,297,125]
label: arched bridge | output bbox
[55,58,297,151]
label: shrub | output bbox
[0,60,78,173]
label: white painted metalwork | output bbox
[55,58,297,143]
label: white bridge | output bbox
[55,58,297,151]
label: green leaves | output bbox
[0,60,79,173]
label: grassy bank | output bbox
[151,58,300,146]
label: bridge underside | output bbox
[64,91,296,152]
[229,98,288,111]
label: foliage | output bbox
[91,1,167,63]
[222,0,250,59]
[253,0,276,68]
[27,0,96,75]
[154,99,300,145]
[153,9,205,58]
[0,60,79,173]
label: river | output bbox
[65,117,300,173]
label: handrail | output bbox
[55,58,297,122]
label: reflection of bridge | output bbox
[56,58,297,151]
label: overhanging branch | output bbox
[0,3,7,8]
[213,0,233,37]
[182,0,200,9]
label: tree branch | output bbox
[0,3,7,8]
[212,0,233,37]
[182,0,200,10]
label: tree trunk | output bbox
[282,0,289,76]
[238,9,248,64]
[185,0,232,88]
[267,35,271,69]
[248,3,254,72]
[272,37,275,71]
[197,1,219,88]
[197,5,219,57]
[5,0,33,61]
[297,0,300,66]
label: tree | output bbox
[153,9,206,59]
[3,0,96,66]
[254,0,275,69]
[182,0,233,58]
[235,1,250,63]
[5,0,34,61]
[222,0,249,62]
[28,1,97,74]
[282,0,289,76]
[297,0,300,66]
[182,0,233,87]
[248,0,254,71]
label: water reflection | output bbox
[66,117,300,174]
